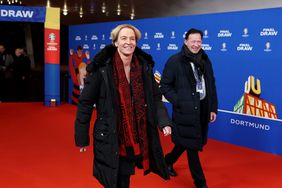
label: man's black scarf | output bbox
[182,45,205,77]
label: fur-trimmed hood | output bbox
[86,44,155,72]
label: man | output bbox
[160,28,218,188]
[75,24,171,188]
[11,48,31,101]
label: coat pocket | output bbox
[176,124,197,139]
[93,119,113,167]
[176,101,195,114]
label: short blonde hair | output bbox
[111,24,141,43]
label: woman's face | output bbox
[115,27,136,57]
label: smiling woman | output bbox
[74,24,172,188]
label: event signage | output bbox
[69,8,282,155]
[0,5,45,22]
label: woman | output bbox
[74,24,171,188]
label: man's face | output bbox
[115,27,136,57]
[184,33,202,54]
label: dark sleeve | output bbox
[160,57,178,105]
[207,59,218,114]
[74,70,101,147]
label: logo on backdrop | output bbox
[93,44,96,50]
[171,31,176,39]
[144,32,148,39]
[202,43,212,51]
[100,44,106,49]
[102,34,105,40]
[217,30,232,37]
[75,36,81,41]
[154,32,164,39]
[237,43,253,51]
[91,35,98,40]
[83,44,89,49]
[49,33,55,42]
[220,42,227,52]
[203,30,209,38]
[141,44,151,50]
[242,28,249,37]
[233,75,278,119]
[264,42,272,52]
[47,33,58,51]
[84,35,88,41]
[156,43,161,50]
[183,32,187,39]
[260,28,278,36]
[167,44,178,50]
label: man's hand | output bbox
[210,112,217,123]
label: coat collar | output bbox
[180,44,209,61]
[87,44,154,73]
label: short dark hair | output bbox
[185,28,203,40]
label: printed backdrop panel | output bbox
[69,7,282,155]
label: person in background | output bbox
[0,43,13,102]
[11,48,31,101]
[74,24,172,188]
[160,28,218,188]
[69,45,90,104]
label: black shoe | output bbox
[196,185,208,188]
[167,164,177,177]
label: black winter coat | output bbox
[75,45,170,188]
[160,47,218,150]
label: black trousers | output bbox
[117,174,130,188]
[165,145,206,187]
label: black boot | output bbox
[195,182,208,188]
[167,163,177,177]
[196,185,208,188]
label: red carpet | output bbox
[1,102,282,188]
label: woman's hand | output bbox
[162,126,172,136]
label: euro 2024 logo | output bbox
[49,33,56,42]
